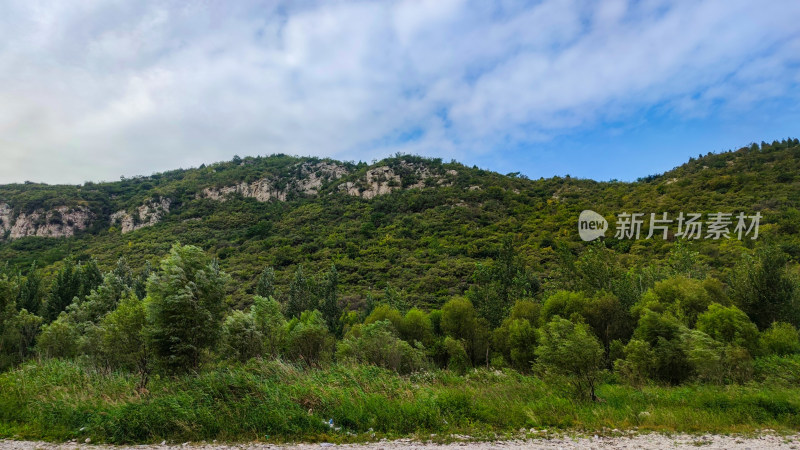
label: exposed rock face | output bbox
[110,197,171,234]
[340,162,456,199]
[200,180,287,202]
[199,160,455,203]
[0,204,13,234]
[295,161,350,195]
[0,203,92,240]
[199,161,349,202]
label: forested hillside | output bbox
[0,138,798,308]
[1,138,799,442]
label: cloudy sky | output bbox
[1,0,799,184]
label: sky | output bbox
[1,0,799,185]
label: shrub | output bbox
[632,310,691,384]
[399,308,433,346]
[443,336,470,375]
[728,245,799,330]
[540,291,588,324]
[680,328,725,383]
[36,313,79,358]
[696,303,759,355]
[634,276,712,326]
[221,310,265,362]
[97,293,150,387]
[286,310,334,366]
[336,320,428,374]
[251,295,286,357]
[754,354,800,385]
[493,317,537,372]
[535,316,604,400]
[364,304,403,330]
[614,339,655,387]
[760,322,800,356]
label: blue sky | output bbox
[0,0,798,184]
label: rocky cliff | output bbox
[0,203,92,240]
[0,158,460,240]
[110,197,172,234]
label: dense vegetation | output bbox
[1,138,800,442]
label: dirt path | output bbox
[3,435,800,450]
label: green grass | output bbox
[1,359,799,443]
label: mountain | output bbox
[0,139,798,308]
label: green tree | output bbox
[399,307,434,347]
[1,309,42,367]
[36,313,80,358]
[67,272,131,325]
[44,258,81,321]
[286,265,317,318]
[320,264,342,337]
[535,316,604,401]
[221,309,265,362]
[441,297,478,342]
[614,339,656,387]
[145,244,230,373]
[583,291,633,351]
[336,320,428,374]
[98,293,150,388]
[255,266,276,299]
[364,304,404,331]
[632,310,692,384]
[679,328,725,384]
[575,241,620,293]
[540,291,589,324]
[251,295,287,357]
[111,257,135,288]
[443,336,470,374]
[506,318,537,371]
[79,258,103,299]
[133,261,152,300]
[493,300,540,371]
[17,262,41,314]
[759,322,800,356]
[467,236,539,328]
[440,297,490,365]
[696,303,759,355]
[285,310,333,366]
[729,245,799,330]
[0,275,21,369]
[667,241,707,279]
[633,276,714,327]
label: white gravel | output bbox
[2,435,800,450]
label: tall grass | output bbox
[1,358,799,443]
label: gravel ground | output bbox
[2,435,800,450]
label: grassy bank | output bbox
[1,359,799,443]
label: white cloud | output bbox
[0,0,798,183]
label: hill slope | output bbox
[0,138,798,307]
